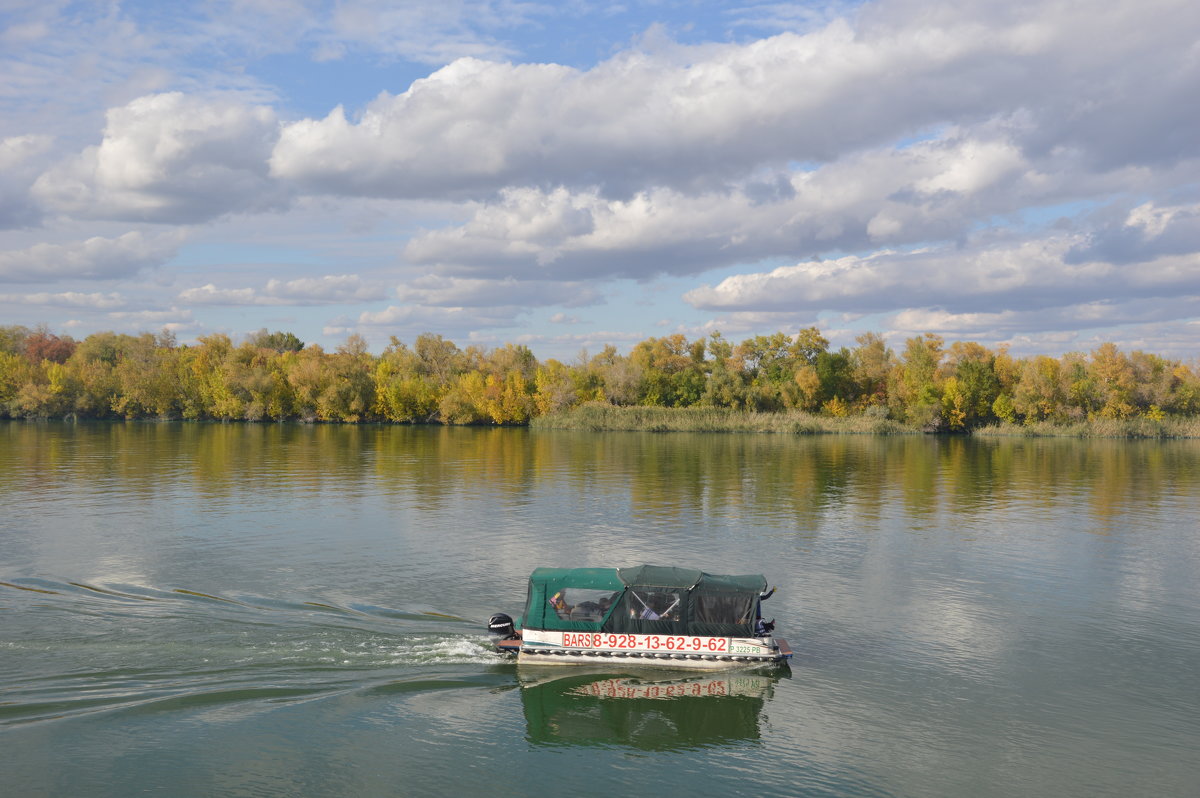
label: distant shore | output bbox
[6,326,1199,435]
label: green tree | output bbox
[631,334,706,407]
[815,348,855,406]
[700,332,748,408]
[1060,353,1099,418]
[939,342,999,429]
[892,333,944,428]
[0,325,31,356]
[992,392,1017,423]
[247,329,305,353]
[727,328,831,411]
[1167,362,1200,415]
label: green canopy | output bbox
[522,564,770,636]
[522,567,625,632]
[617,565,702,589]
[531,567,624,590]
[618,565,765,594]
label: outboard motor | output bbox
[488,612,517,639]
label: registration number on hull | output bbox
[560,632,731,653]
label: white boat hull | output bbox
[512,629,789,669]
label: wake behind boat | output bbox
[489,564,791,669]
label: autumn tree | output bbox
[314,335,375,421]
[588,345,642,406]
[414,333,467,387]
[113,332,180,418]
[67,332,137,417]
[0,350,34,415]
[851,332,893,409]
[533,359,579,415]
[375,338,440,422]
[1013,356,1065,422]
[439,371,489,424]
[700,332,748,408]
[1089,343,1137,419]
[23,326,77,364]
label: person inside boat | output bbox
[633,591,680,621]
[549,591,572,619]
[755,586,776,635]
[572,595,612,621]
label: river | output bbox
[2,421,1198,797]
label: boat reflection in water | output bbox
[517,666,789,750]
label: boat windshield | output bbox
[547,588,622,622]
[618,589,684,622]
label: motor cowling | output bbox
[488,612,517,639]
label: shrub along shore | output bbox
[533,405,1200,438]
[532,404,914,435]
[2,324,1198,438]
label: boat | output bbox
[488,564,792,669]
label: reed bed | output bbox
[534,404,1200,438]
[530,403,917,435]
[974,416,1200,439]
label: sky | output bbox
[1,0,1198,361]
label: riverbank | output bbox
[7,405,1200,438]
[532,404,1200,438]
[975,416,1200,438]
[530,404,917,434]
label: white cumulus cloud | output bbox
[269,0,1200,204]
[178,274,385,305]
[0,134,54,228]
[0,231,181,282]
[32,93,284,223]
[397,274,602,308]
[0,291,126,309]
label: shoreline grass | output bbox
[530,403,918,435]
[9,405,1200,438]
[533,403,1200,438]
[974,417,1200,439]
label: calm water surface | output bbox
[2,422,1199,797]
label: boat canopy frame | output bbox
[521,565,768,637]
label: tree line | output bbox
[2,324,1198,430]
